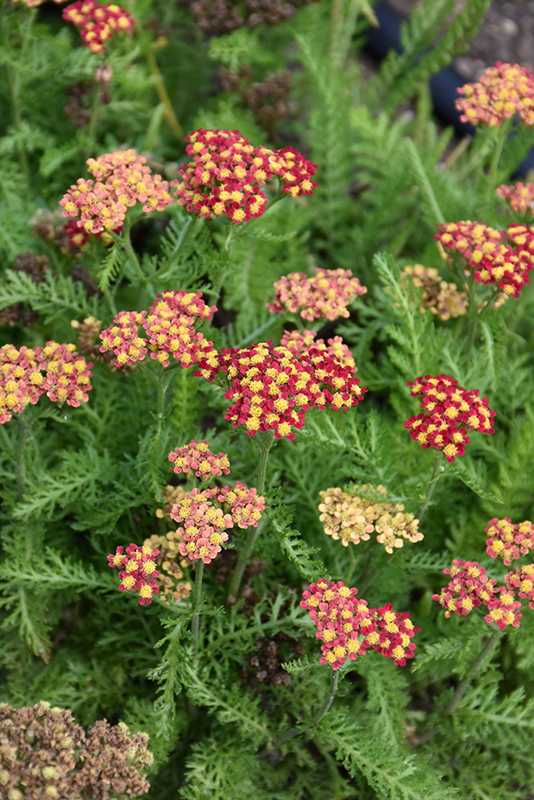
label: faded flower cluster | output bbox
[436,221,534,298]
[266,267,367,321]
[456,61,534,127]
[99,290,218,370]
[60,149,172,239]
[0,342,93,424]
[318,484,422,554]
[174,128,317,224]
[0,701,152,800]
[400,264,468,321]
[405,374,496,462]
[301,580,419,670]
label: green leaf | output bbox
[447,461,504,504]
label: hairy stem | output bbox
[417,450,443,522]
[191,559,204,652]
[121,216,146,306]
[278,670,340,744]
[228,430,275,602]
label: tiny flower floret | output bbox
[405,374,496,462]
[436,221,534,299]
[173,128,318,224]
[63,1,135,54]
[456,61,534,127]
[0,342,93,424]
[301,580,419,670]
[267,268,367,322]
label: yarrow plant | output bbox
[174,128,318,223]
[456,61,534,127]
[405,374,496,462]
[301,580,419,669]
[436,221,534,298]
[62,0,135,54]
[266,267,367,322]
[496,182,534,215]
[318,484,422,553]
[0,342,92,423]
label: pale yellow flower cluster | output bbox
[318,484,422,554]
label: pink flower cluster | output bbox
[201,332,366,440]
[301,580,419,670]
[433,560,522,631]
[174,128,318,224]
[170,482,265,564]
[60,149,173,239]
[63,1,135,54]
[107,544,161,605]
[436,221,534,298]
[405,374,496,462]
[0,342,93,424]
[486,517,534,566]
[169,440,231,481]
[456,61,534,127]
[267,268,367,322]
[497,182,534,215]
[99,291,219,370]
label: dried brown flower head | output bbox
[401,264,468,321]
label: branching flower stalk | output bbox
[228,429,275,601]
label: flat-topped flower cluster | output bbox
[456,61,534,127]
[206,330,367,439]
[301,580,419,670]
[436,221,534,298]
[107,441,265,596]
[63,0,135,54]
[99,290,218,369]
[174,128,318,224]
[0,342,93,424]
[434,517,534,630]
[497,182,534,215]
[405,374,496,462]
[318,484,422,553]
[60,149,173,241]
[266,268,367,322]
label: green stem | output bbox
[417,450,443,522]
[277,670,340,744]
[227,430,275,602]
[121,215,146,306]
[191,559,204,652]
[149,366,173,498]
[416,631,501,746]
[485,120,511,215]
[86,81,101,156]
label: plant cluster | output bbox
[3,1,534,799]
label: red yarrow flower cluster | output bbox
[436,221,534,298]
[107,544,161,605]
[505,564,534,610]
[301,580,419,670]
[174,128,318,224]
[497,182,534,215]
[486,517,534,566]
[0,342,93,424]
[405,375,496,462]
[433,559,522,631]
[63,1,135,54]
[99,291,218,370]
[267,268,367,322]
[60,149,173,239]
[169,439,231,481]
[456,61,534,127]
[200,334,366,439]
[170,482,265,564]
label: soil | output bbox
[385,0,534,78]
